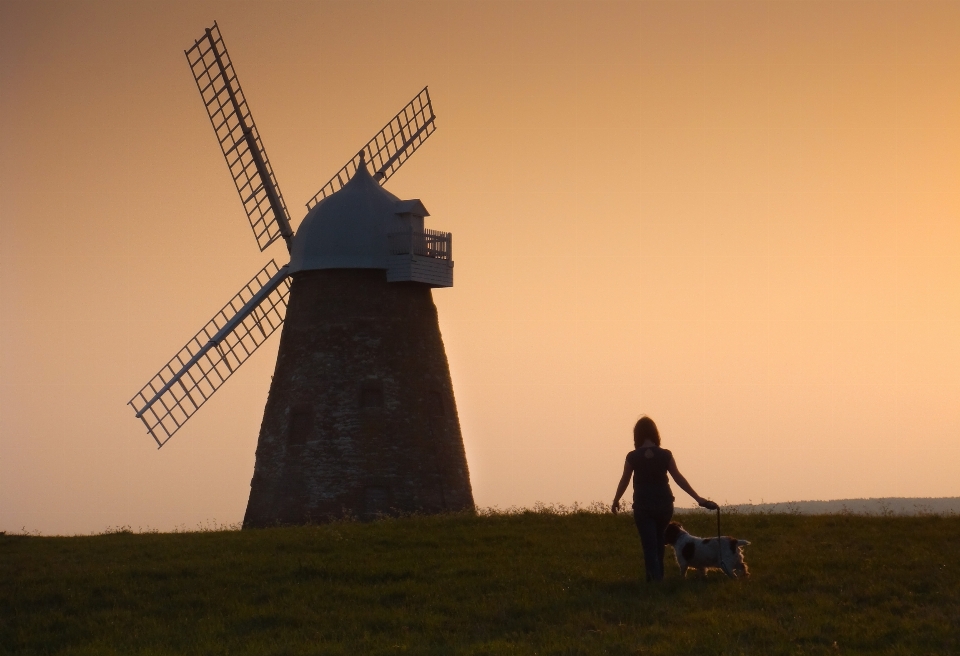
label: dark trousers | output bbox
[633,502,674,582]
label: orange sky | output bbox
[1,0,958,534]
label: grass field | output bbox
[2,510,958,655]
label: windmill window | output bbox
[288,405,312,445]
[360,381,384,409]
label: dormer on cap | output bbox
[394,199,429,232]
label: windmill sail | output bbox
[306,87,436,209]
[186,23,294,252]
[129,261,291,447]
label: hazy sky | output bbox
[1,0,957,534]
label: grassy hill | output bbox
[726,497,960,516]
[2,511,958,655]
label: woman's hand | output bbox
[698,498,719,511]
[612,457,634,516]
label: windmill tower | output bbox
[128,23,473,525]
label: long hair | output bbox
[633,416,661,448]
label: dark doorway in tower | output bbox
[364,485,391,519]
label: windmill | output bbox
[129,23,474,525]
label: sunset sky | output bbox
[1,0,958,535]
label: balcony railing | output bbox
[387,228,452,260]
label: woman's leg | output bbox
[633,510,661,582]
[652,504,674,580]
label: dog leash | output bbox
[716,507,736,579]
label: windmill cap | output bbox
[289,164,430,273]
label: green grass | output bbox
[2,511,958,655]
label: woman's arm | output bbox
[668,455,718,510]
[611,457,634,514]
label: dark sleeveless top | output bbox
[627,446,675,509]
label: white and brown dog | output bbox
[664,521,751,579]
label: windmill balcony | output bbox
[386,228,454,287]
[388,228,452,259]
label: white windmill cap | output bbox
[289,157,431,273]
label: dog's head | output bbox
[664,521,685,545]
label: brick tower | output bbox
[242,162,473,526]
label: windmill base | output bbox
[242,268,474,527]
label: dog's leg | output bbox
[718,541,737,580]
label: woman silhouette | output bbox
[612,416,718,581]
